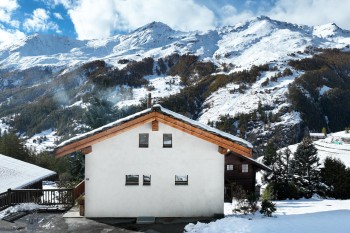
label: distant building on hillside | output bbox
[310,133,326,140]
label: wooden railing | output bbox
[0,188,74,211]
[0,190,11,211]
[0,180,85,211]
[73,180,85,200]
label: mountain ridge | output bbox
[0,16,349,154]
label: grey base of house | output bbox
[136,216,156,224]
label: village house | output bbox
[55,104,268,218]
[0,154,56,193]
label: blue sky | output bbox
[1,0,350,43]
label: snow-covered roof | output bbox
[57,104,252,150]
[229,151,271,171]
[0,154,56,193]
[310,133,326,137]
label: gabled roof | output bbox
[0,154,56,193]
[55,105,253,158]
[226,151,272,172]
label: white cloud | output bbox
[23,8,60,33]
[0,24,25,44]
[41,0,75,9]
[0,0,19,24]
[219,4,254,26]
[265,0,350,29]
[54,12,63,20]
[67,0,216,40]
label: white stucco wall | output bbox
[85,122,224,217]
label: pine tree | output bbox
[268,147,297,199]
[321,157,350,199]
[263,141,278,167]
[292,137,321,197]
[84,97,117,129]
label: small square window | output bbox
[126,175,139,185]
[139,133,149,148]
[175,175,188,185]
[163,134,172,148]
[143,175,151,185]
[226,164,234,171]
[242,164,249,173]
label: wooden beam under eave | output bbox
[81,146,92,155]
[218,146,228,154]
[152,120,159,131]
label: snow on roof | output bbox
[0,154,56,193]
[57,104,252,149]
[310,133,326,137]
[156,105,253,148]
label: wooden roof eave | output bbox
[55,112,156,158]
[154,112,252,158]
[55,111,253,158]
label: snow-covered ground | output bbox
[186,131,350,233]
[0,203,45,219]
[287,130,350,166]
[25,129,62,153]
[185,198,350,233]
[116,75,183,108]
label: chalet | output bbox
[0,154,56,193]
[55,104,268,217]
[224,152,270,201]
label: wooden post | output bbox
[7,189,11,206]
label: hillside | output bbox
[0,16,349,155]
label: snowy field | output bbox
[185,198,350,233]
[186,131,350,233]
[287,131,350,167]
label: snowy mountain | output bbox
[1,16,349,71]
[0,16,349,154]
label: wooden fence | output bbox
[0,188,74,211]
[73,180,85,200]
[0,180,85,211]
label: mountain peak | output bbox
[313,22,348,38]
[133,21,174,33]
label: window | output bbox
[139,133,149,148]
[242,164,249,173]
[226,164,234,171]
[163,134,172,148]
[143,175,151,185]
[175,175,188,185]
[125,175,139,185]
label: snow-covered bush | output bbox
[260,199,276,217]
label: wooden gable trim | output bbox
[155,113,252,158]
[152,120,159,131]
[55,112,156,158]
[55,110,252,158]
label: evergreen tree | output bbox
[84,97,117,129]
[263,141,278,167]
[267,147,298,200]
[321,157,350,199]
[0,132,33,162]
[70,152,85,180]
[292,137,321,197]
